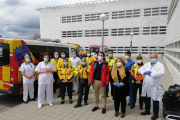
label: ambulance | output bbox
[89,44,109,58]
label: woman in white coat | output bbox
[35,53,55,108]
[138,53,165,120]
[19,55,36,103]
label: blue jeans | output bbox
[128,76,133,102]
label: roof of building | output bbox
[36,0,119,11]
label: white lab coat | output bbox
[138,61,165,101]
[35,62,56,105]
[19,62,35,101]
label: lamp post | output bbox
[100,13,107,52]
[130,32,134,52]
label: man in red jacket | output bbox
[90,52,110,114]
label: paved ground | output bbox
[0,58,175,120]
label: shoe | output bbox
[57,94,61,98]
[84,101,88,105]
[61,99,64,104]
[140,111,150,115]
[74,104,81,108]
[102,108,106,114]
[92,107,99,112]
[49,103,53,106]
[30,98,36,101]
[38,104,42,108]
[69,99,73,104]
[106,94,109,97]
[151,115,158,120]
[121,112,125,118]
[24,101,28,104]
[130,104,135,109]
[72,90,74,92]
[139,106,143,110]
[115,111,119,117]
[128,102,132,106]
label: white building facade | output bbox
[37,0,168,56]
[165,0,180,84]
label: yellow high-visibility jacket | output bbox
[86,56,96,65]
[58,66,74,82]
[57,58,71,69]
[50,58,60,71]
[106,57,117,70]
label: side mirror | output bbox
[157,85,163,90]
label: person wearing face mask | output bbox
[57,51,71,97]
[50,52,60,94]
[19,55,36,104]
[106,50,117,98]
[90,52,110,114]
[58,58,74,104]
[138,53,165,120]
[86,51,96,66]
[130,55,144,110]
[74,58,91,108]
[35,53,56,108]
[109,58,129,118]
[69,51,81,92]
[124,51,135,106]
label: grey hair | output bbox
[54,52,59,54]
[150,52,158,57]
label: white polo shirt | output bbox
[69,57,81,68]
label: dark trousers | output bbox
[114,91,127,113]
[77,79,89,104]
[144,96,159,117]
[53,72,58,94]
[129,76,133,102]
[106,86,109,96]
[111,84,114,97]
[60,82,72,99]
[132,83,143,106]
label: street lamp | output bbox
[130,32,134,52]
[100,13,107,52]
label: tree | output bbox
[33,33,41,40]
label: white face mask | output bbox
[125,56,130,60]
[116,62,122,67]
[87,54,90,57]
[25,58,30,62]
[98,56,103,61]
[137,60,142,64]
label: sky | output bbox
[0,0,92,39]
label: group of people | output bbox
[19,50,164,120]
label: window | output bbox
[0,43,10,66]
[50,46,69,58]
[90,47,99,53]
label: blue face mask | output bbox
[61,55,65,58]
[108,54,113,57]
[151,58,157,63]
[64,62,68,65]
[44,58,48,62]
[72,54,76,57]
[82,62,86,65]
[54,55,59,58]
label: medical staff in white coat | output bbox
[19,55,36,103]
[69,51,81,92]
[138,53,165,120]
[35,53,56,108]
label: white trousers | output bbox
[38,84,53,105]
[23,83,34,101]
[72,76,79,91]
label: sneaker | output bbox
[74,104,81,108]
[24,101,28,104]
[49,103,53,106]
[130,104,135,109]
[102,108,106,114]
[57,94,61,98]
[139,106,143,110]
[92,107,99,112]
[61,99,64,104]
[38,104,42,108]
[140,111,150,115]
[151,115,158,120]
[30,98,36,101]
[128,102,132,106]
[69,99,73,104]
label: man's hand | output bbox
[129,70,131,73]
[136,81,141,84]
[79,73,81,75]
[144,71,152,75]
[109,65,113,67]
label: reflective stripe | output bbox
[134,64,138,77]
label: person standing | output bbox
[57,51,71,98]
[50,52,60,94]
[130,55,144,110]
[90,52,110,114]
[69,51,81,92]
[86,50,96,66]
[124,51,135,106]
[74,58,91,108]
[109,58,129,118]
[106,50,117,98]
[19,55,36,103]
[58,58,74,104]
[138,53,165,120]
[35,53,55,108]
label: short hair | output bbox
[54,52,59,54]
[72,51,76,54]
[61,51,66,54]
[108,50,113,53]
[136,55,143,60]
[43,53,51,60]
[125,51,131,56]
[150,52,158,57]
[98,51,105,57]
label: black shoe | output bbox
[61,100,64,104]
[151,115,158,120]
[84,101,88,105]
[30,98,36,101]
[83,93,85,95]
[140,111,150,115]
[102,108,106,114]
[57,94,61,98]
[139,106,143,110]
[106,94,109,97]
[130,104,135,109]
[92,107,99,112]
[72,90,74,92]
[74,104,81,108]
[24,101,28,104]
[69,99,73,104]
